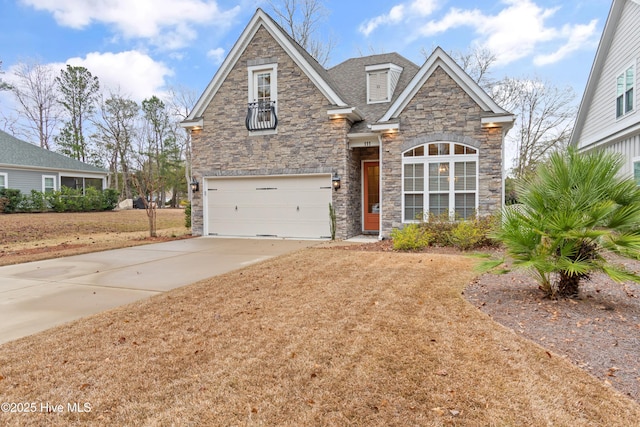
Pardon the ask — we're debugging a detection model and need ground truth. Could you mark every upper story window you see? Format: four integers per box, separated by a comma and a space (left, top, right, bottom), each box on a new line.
246, 64, 278, 132
366, 63, 403, 104
616, 64, 635, 118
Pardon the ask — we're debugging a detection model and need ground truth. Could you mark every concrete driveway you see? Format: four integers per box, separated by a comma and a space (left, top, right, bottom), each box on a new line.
0, 237, 316, 345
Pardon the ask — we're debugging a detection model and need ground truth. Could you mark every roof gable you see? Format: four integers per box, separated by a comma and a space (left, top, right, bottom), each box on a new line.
185, 8, 348, 124
0, 130, 107, 174
570, 0, 638, 147
379, 47, 511, 123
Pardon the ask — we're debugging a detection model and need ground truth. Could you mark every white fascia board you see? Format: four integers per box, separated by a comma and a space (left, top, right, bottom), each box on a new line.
577, 120, 640, 152
481, 115, 515, 129
370, 122, 400, 132
365, 63, 403, 73
327, 107, 364, 121
179, 117, 204, 129
380, 47, 508, 122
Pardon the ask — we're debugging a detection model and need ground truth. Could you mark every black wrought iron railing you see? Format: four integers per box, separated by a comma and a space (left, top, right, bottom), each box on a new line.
245, 101, 278, 131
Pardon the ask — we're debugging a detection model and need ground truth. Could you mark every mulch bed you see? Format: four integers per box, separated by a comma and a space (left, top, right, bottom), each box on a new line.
332, 241, 640, 403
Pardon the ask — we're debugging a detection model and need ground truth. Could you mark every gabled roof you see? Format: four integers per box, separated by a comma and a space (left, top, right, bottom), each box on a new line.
184, 8, 349, 125
379, 47, 512, 124
0, 130, 107, 174
569, 0, 634, 146
569, 0, 640, 145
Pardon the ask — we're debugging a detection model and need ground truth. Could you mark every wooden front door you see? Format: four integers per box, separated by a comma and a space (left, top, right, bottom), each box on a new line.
363, 161, 380, 232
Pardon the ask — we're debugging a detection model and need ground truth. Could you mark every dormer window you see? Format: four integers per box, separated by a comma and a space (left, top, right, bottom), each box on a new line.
247, 63, 278, 131
366, 63, 403, 104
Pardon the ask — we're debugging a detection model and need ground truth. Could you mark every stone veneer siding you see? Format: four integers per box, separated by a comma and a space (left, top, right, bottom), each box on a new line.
190, 27, 354, 238
379, 66, 505, 237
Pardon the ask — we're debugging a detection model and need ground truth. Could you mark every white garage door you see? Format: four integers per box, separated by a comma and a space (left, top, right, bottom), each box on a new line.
206, 174, 332, 238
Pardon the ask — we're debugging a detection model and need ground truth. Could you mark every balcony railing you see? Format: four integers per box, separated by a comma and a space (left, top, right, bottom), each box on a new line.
246, 101, 278, 131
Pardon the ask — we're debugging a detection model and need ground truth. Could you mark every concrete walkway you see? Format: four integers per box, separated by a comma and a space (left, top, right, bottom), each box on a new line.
0, 238, 316, 345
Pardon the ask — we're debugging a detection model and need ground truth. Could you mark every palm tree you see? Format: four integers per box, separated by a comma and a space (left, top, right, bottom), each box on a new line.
494, 147, 640, 298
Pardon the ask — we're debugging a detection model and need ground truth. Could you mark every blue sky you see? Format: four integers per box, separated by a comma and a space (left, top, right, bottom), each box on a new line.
0, 0, 613, 116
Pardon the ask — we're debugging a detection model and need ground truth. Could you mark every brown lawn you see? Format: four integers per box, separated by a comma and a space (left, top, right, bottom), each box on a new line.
0, 209, 191, 266
0, 249, 638, 426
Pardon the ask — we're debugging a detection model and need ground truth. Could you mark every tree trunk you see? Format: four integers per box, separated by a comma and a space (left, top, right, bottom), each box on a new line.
555, 271, 580, 298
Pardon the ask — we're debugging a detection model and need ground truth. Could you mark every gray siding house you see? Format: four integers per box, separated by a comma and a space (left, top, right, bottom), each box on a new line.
181, 8, 514, 240
0, 130, 107, 194
571, 0, 640, 180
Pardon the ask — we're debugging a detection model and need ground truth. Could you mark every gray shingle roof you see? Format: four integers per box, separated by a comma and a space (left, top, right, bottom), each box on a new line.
328, 53, 420, 132
0, 130, 107, 174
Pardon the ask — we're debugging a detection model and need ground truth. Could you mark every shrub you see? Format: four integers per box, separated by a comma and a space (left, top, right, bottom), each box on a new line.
390, 223, 431, 250
0, 189, 22, 213
101, 188, 119, 211
185, 202, 191, 228
494, 147, 640, 298
449, 220, 485, 250
421, 213, 457, 246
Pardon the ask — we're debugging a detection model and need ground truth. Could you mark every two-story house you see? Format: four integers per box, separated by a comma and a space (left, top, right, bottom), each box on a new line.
571, 0, 640, 180
181, 8, 514, 240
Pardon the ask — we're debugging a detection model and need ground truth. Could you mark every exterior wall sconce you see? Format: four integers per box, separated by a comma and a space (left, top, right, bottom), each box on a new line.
332, 173, 341, 191
190, 177, 199, 192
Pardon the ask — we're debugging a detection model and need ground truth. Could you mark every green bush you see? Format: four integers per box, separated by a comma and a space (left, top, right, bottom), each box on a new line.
0, 188, 22, 213
449, 220, 484, 250
422, 213, 457, 246
185, 202, 191, 228
390, 223, 431, 250
101, 188, 119, 211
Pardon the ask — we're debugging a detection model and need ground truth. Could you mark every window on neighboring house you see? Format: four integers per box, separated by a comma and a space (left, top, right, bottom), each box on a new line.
0, 173, 7, 190
634, 158, 640, 186
43, 175, 56, 194
617, 65, 635, 118
246, 64, 278, 131
366, 63, 403, 104
402, 142, 479, 221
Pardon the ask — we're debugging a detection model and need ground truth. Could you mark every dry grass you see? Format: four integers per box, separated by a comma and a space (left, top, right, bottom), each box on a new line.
0, 210, 191, 266
0, 249, 638, 426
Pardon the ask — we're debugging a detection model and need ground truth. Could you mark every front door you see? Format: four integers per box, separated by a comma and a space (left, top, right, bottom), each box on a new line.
363, 161, 380, 232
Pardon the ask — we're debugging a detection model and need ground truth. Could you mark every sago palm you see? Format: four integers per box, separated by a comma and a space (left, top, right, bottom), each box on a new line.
494, 147, 640, 298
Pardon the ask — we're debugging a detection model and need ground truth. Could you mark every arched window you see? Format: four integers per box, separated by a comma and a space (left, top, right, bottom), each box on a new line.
402, 142, 479, 221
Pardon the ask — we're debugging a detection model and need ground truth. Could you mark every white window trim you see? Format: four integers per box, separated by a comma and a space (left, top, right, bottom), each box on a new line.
632, 156, 640, 186
616, 62, 635, 119
401, 142, 479, 222
42, 175, 57, 193
247, 63, 278, 104
0, 172, 7, 190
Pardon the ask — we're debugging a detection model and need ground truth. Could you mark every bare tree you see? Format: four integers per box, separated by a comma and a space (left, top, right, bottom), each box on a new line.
268, 0, 335, 66
93, 91, 139, 200
0, 60, 11, 91
165, 85, 197, 202
10, 60, 60, 149
492, 77, 577, 179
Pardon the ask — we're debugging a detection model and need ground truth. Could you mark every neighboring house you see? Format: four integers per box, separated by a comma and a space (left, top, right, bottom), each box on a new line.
181, 8, 514, 240
570, 0, 640, 181
0, 129, 107, 194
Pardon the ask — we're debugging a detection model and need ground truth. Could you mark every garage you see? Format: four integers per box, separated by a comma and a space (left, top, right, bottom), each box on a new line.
205, 174, 333, 238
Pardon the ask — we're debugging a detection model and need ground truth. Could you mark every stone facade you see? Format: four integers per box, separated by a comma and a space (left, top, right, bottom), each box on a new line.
187, 11, 510, 240
191, 27, 353, 239
379, 67, 504, 235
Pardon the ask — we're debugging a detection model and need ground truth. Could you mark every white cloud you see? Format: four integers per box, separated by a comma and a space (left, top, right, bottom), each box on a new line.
20, 0, 240, 49
359, 0, 438, 36
65, 51, 173, 101
415, 0, 598, 66
207, 48, 226, 65
534, 19, 598, 66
